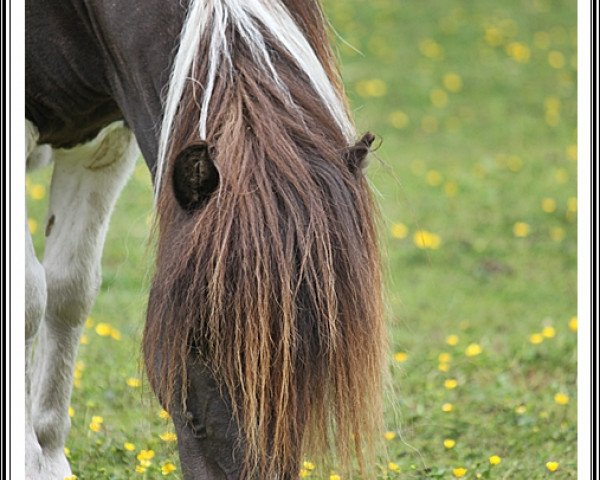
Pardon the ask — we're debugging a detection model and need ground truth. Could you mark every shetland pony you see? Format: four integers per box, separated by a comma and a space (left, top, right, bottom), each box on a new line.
25, 1, 385, 478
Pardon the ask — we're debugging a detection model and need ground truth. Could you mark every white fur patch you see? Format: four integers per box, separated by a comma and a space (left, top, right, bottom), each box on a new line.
156, 0, 355, 197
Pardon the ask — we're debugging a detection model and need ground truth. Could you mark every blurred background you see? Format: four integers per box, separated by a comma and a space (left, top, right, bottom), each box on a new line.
26, 0, 577, 478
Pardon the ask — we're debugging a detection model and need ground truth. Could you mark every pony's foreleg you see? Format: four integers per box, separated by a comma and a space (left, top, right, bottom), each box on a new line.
29, 122, 138, 479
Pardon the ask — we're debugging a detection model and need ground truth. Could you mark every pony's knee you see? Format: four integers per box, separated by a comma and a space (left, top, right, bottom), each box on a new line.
26, 231, 46, 342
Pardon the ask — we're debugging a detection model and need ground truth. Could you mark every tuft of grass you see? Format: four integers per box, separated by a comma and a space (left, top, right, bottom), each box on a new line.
26, 0, 576, 477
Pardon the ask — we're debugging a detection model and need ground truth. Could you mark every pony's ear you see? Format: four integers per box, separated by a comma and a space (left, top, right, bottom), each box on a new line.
344, 132, 376, 175
172, 143, 219, 212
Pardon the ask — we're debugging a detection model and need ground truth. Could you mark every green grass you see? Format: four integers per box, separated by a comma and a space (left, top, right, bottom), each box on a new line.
26, 0, 577, 478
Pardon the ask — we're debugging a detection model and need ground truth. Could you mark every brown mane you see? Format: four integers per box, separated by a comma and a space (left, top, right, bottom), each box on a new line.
143, 2, 386, 477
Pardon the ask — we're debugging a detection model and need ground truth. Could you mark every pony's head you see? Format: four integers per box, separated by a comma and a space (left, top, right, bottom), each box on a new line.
143, 1, 385, 478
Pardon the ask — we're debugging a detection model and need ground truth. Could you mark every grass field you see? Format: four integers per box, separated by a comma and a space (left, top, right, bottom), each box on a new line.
26, 0, 577, 478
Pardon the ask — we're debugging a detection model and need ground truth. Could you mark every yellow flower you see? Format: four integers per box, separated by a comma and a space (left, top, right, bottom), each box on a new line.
64, 447, 71, 458
127, 377, 142, 388
548, 51, 565, 69
442, 403, 453, 413
546, 461, 560, 472
391, 223, 408, 239
542, 326, 556, 338
299, 469, 311, 478
89, 421, 102, 432
438, 352, 452, 363
356, 79, 387, 98
137, 450, 156, 461
28, 218, 38, 235
330, 474, 341, 480
68, 406, 75, 418
80, 334, 89, 345
550, 227, 565, 242
419, 38, 444, 59
438, 363, 450, 372
567, 197, 577, 212
554, 392, 569, 405
389, 111, 409, 129
110, 328, 122, 341
430, 89, 448, 108
30, 184, 46, 200
139, 459, 152, 468
95, 323, 112, 337
568, 316, 578, 332
505, 42, 530, 63
529, 333, 544, 345
85, 317, 94, 329
515, 405, 527, 415
63, 476, 77, 480
393, 352, 408, 363
453, 467, 468, 477
135, 465, 146, 474
159, 409, 171, 420
465, 343, 482, 357
446, 335, 459, 346
388, 462, 401, 473
160, 432, 178, 442
489, 455, 502, 465
444, 181, 458, 197
541, 198, 557, 213
302, 461, 315, 471
413, 230, 441, 250
426, 170, 443, 186
444, 379, 458, 389
443, 439, 456, 449
567, 144, 577, 161
513, 222, 530, 237
443, 73, 463, 93
124, 442, 136, 451
161, 462, 177, 475
484, 27, 503, 46
384, 431, 396, 441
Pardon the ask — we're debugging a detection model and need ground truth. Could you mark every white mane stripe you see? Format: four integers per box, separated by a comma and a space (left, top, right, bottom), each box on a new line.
155, 0, 355, 199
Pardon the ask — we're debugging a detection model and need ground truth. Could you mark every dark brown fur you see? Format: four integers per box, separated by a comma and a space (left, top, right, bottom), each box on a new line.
143, 2, 386, 477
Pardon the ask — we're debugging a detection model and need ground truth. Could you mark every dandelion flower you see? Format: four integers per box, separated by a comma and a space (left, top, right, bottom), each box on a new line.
388, 462, 401, 473
391, 223, 408, 239
63, 476, 77, 480
161, 462, 177, 475
529, 333, 544, 345
413, 230, 441, 249
28, 218, 38, 235
489, 455, 502, 465
159, 409, 171, 420
453, 467, 468, 477
303, 461, 315, 471
515, 405, 527, 414
438, 363, 450, 372
95, 323, 112, 337
68, 406, 75, 418
548, 51, 565, 69
64, 447, 71, 458
426, 170, 443, 186
444, 379, 458, 389
513, 222, 530, 238
330, 474, 342, 480
384, 431, 396, 441
444, 439, 456, 449
299, 469, 311, 478
135, 465, 146, 474
546, 461, 560, 472
465, 343, 482, 357
550, 227, 565, 242
542, 198, 557, 213
554, 392, 569, 405
442, 403, 454, 413
393, 352, 409, 362
430, 89, 448, 108
160, 432, 177, 442
137, 450, 156, 461
127, 378, 142, 388
89, 421, 102, 432
568, 316, 577, 332
542, 326, 556, 338
124, 442, 136, 451
30, 184, 46, 200
438, 352, 452, 363
443, 73, 463, 93
389, 111, 409, 129
446, 335, 459, 346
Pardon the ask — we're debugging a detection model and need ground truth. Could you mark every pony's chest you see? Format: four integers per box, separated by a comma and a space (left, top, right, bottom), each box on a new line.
25, 0, 121, 149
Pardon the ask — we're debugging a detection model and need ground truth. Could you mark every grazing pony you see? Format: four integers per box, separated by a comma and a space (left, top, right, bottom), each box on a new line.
25, 0, 385, 478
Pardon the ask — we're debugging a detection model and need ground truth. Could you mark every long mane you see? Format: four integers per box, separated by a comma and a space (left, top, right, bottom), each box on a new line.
144, 0, 386, 477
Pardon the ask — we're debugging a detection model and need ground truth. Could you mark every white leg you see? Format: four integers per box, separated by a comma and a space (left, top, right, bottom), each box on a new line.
25, 120, 49, 476
26, 122, 138, 479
